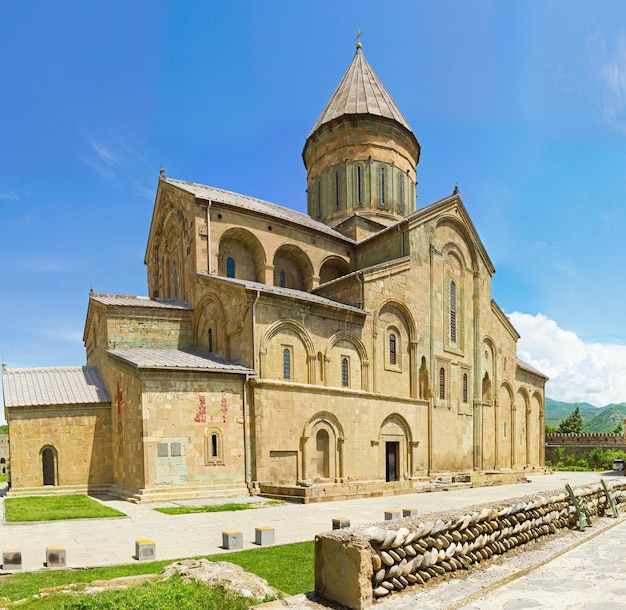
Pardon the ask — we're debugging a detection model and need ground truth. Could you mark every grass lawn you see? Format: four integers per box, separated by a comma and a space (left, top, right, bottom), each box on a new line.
0, 573, 267, 609
4, 495, 126, 522
154, 500, 283, 515
0, 541, 314, 606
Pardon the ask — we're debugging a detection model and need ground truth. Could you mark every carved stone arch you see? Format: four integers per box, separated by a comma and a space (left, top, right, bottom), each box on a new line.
499, 380, 515, 406
272, 244, 315, 291
373, 299, 418, 342
194, 294, 227, 357
160, 210, 187, 300
516, 386, 531, 411
324, 331, 369, 391
260, 319, 316, 383
218, 227, 267, 282
482, 336, 497, 402
442, 242, 469, 273
374, 299, 419, 397
531, 390, 543, 413
379, 413, 413, 481
301, 411, 345, 482
436, 216, 479, 271
530, 390, 544, 466
515, 386, 531, 468
497, 381, 515, 469
319, 255, 351, 285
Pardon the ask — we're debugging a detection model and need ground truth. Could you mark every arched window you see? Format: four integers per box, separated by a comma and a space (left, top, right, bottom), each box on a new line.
398, 172, 404, 213
207, 328, 213, 353
357, 165, 362, 204
439, 367, 445, 399
380, 166, 385, 206
462, 373, 468, 403
205, 429, 224, 465
226, 257, 235, 278
341, 357, 349, 387
335, 171, 340, 208
450, 280, 457, 343
283, 348, 291, 380
389, 333, 397, 365
279, 270, 286, 288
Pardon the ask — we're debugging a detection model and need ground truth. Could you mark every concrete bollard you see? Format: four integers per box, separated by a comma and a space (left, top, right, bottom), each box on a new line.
222, 530, 243, 550
384, 510, 401, 520
255, 527, 275, 546
332, 517, 351, 530
46, 546, 66, 568
135, 539, 156, 561
2, 548, 22, 570
402, 507, 419, 517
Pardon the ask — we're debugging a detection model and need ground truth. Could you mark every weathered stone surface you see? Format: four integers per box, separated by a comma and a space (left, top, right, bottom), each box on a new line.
161, 560, 278, 600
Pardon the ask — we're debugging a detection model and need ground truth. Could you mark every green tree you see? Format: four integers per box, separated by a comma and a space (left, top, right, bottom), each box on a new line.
612, 422, 623, 434
558, 406, 584, 434
545, 425, 559, 434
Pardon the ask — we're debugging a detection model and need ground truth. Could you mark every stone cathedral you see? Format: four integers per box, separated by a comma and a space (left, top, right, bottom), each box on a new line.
3, 43, 547, 502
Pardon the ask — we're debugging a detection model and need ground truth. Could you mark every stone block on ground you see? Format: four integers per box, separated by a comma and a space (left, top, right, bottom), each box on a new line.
2, 548, 21, 570
332, 517, 350, 529
255, 526, 275, 546
46, 546, 66, 568
222, 530, 243, 550
135, 539, 156, 561
402, 507, 418, 517
384, 510, 400, 520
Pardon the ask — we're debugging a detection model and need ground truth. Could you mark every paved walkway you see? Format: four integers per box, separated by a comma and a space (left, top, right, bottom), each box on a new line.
1, 471, 625, 608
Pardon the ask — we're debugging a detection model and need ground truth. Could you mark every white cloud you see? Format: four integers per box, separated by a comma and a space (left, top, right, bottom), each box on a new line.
0, 191, 19, 201
509, 311, 626, 407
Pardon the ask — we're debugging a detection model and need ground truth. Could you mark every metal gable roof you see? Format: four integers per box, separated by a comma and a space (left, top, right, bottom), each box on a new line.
163, 178, 355, 244
107, 348, 254, 374
3, 366, 111, 408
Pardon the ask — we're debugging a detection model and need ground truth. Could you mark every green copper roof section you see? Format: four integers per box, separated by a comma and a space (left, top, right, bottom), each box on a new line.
308, 43, 414, 137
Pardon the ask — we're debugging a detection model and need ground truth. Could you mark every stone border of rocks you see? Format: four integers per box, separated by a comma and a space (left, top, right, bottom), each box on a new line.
314, 480, 626, 609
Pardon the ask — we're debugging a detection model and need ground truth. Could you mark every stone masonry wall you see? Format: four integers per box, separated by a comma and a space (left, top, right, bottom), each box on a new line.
545, 433, 626, 464
314, 480, 626, 609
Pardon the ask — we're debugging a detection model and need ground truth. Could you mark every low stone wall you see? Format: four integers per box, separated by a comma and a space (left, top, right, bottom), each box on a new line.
314, 481, 626, 609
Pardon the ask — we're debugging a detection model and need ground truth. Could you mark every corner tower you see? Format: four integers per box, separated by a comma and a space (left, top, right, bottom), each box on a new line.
303, 42, 421, 240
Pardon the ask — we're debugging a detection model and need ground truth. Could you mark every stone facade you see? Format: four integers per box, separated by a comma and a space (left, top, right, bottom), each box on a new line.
2, 43, 547, 501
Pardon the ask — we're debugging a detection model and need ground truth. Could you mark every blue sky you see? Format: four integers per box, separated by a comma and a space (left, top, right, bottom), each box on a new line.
2, 1, 626, 408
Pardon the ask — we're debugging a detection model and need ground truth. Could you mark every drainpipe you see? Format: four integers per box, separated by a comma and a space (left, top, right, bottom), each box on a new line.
356, 271, 364, 309
243, 374, 253, 486
247, 290, 261, 491
206, 201, 212, 274
252, 290, 261, 373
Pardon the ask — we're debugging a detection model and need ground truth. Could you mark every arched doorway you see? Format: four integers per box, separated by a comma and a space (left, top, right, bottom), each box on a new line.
379, 415, 412, 482
41, 447, 56, 486
316, 429, 330, 479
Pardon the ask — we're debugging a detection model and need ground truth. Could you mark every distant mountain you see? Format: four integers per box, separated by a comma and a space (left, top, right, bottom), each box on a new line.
545, 397, 626, 433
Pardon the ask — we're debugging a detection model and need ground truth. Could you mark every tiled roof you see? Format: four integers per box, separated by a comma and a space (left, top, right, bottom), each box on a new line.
90, 294, 191, 310
308, 44, 414, 136
3, 366, 111, 408
163, 178, 354, 244
107, 349, 254, 374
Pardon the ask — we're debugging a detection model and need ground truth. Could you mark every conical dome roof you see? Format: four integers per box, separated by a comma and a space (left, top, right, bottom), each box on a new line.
307, 43, 414, 137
